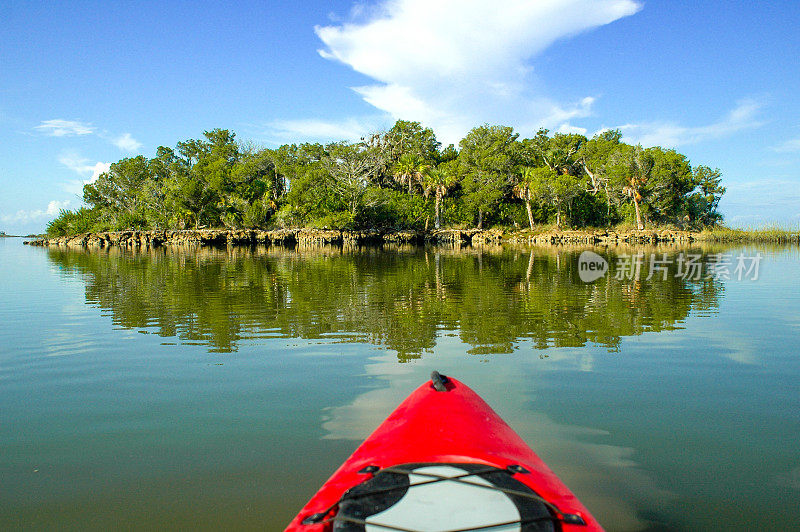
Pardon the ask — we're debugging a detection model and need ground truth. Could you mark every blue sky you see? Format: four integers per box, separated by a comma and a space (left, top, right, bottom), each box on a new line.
1, 0, 799, 234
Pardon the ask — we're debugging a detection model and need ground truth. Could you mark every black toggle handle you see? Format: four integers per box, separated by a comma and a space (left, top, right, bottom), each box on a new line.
431, 370, 449, 391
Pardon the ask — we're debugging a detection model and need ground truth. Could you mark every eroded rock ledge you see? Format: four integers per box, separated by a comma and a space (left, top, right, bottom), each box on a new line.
506, 229, 695, 245
24, 228, 694, 248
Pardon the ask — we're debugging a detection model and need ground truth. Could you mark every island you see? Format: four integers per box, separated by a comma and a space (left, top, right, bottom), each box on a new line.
31, 120, 795, 247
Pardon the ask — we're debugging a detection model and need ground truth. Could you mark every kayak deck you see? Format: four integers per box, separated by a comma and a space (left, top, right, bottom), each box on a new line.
286, 372, 603, 531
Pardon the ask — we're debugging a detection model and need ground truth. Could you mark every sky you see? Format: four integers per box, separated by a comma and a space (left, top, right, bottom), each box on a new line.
1, 0, 799, 234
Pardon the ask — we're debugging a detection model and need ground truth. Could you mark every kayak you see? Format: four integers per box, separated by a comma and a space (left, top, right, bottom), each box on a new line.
286, 371, 603, 531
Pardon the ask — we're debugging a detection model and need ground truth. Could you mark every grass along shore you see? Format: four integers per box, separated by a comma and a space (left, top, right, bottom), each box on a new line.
696, 226, 800, 243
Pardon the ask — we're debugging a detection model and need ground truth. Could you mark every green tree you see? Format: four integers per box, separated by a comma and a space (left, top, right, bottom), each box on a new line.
608, 144, 653, 229
645, 147, 695, 224
551, 172, 582, 228
46, 207, 102, 236
688, 165, 726, 226
83, 155, 152, 229
141, 146, 180, 229
385, 120, 440, 164
218, 148, 284, 228
163, 129, 241, 228
518, 166, 580, 228
424, 160, 460, 229
323, 141, 380, 220
275, 143, 335, 227
393, 153, 430, 195
513, 166, 540, 230
459, 125, 519, 229
526, 129, 585, 175
578, 130, 622, 222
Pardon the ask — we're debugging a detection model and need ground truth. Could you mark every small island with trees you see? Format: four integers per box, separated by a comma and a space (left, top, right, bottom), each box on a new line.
36, 120, 795, 247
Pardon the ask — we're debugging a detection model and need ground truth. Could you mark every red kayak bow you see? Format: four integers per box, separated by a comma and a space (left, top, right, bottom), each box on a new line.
286, 372, 603, 531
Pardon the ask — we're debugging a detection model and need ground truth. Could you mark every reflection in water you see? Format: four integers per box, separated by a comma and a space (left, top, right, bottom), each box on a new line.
7, 241, 795, 530
47, 245, 723, 358
42, 244, 730, 529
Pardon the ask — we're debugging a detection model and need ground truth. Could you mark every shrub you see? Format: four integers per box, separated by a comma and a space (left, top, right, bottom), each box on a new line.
46, 208, 102, 237
309, 211, 355, 230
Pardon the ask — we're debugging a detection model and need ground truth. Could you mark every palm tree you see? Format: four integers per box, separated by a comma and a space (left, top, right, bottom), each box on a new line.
424, 165, 458, 229
514, 167, 538, 230
609, 145, 653, 230
393, 154, 429, 195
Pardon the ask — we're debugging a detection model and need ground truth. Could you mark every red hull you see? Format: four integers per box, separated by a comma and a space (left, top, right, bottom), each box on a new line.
286, 375, 604, 531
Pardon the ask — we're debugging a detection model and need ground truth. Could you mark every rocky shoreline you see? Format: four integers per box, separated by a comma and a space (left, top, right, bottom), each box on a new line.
24, 227, 696, 249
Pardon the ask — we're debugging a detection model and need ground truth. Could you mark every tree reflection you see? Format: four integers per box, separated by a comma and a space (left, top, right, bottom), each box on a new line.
47, 245, 723, 359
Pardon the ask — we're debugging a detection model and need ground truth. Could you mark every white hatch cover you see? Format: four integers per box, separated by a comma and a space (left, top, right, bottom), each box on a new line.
331, 462, 556, 532
365, 465, 521, 532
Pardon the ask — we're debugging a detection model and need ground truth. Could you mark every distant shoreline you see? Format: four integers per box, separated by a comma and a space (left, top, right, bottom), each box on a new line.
24, 226, 799, 249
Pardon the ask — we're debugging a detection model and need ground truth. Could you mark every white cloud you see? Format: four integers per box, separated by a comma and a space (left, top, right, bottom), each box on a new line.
86, 162, 111, 183
58, 153, 111, 195
34, 119, 95, 137
0, 200, 71, 224
59, 154, 111, 182
772, 137, 800, 153
46, 200, 67, 215
617, 99, 764, 148
263, 116, 387, 143
557, 123, 588, 135
34, 119, 143, 152
113, 133, 143, 152
315, 0, 641, 144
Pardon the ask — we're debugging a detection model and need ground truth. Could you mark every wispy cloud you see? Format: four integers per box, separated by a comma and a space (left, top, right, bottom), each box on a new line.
617, 99, 765, 148
315, 0, 641, 144
261, 116, 387, 143
34, 119, 95, 137
557, 123, 589, 135
771, 137, 800, 153
0, 200, 71, 224
58, 152, 111, 195
35, 119, 143, 152
112, 133, 143, 152
59, 153, 111, 182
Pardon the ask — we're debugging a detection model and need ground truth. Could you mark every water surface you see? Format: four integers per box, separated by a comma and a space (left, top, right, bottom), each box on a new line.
1, 238, 798, 530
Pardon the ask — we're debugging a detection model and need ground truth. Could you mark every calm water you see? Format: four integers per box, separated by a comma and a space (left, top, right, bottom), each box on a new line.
1, 238, 798, 531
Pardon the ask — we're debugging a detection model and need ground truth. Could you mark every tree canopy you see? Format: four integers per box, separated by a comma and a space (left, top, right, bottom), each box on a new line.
47, 122, 727, 236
